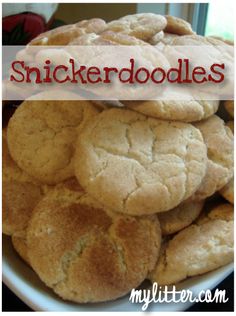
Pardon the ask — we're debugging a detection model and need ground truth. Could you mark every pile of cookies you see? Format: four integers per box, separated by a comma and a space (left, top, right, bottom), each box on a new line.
3, 13, 234, 305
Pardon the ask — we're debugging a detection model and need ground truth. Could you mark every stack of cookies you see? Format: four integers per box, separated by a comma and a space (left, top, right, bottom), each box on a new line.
3, 13, 234, 304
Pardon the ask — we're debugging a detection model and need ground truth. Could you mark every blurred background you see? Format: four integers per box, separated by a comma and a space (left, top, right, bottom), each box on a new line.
2, 2, 234, 45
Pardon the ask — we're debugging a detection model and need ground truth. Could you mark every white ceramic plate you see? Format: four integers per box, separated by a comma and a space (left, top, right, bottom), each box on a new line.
3, 235, 233, 311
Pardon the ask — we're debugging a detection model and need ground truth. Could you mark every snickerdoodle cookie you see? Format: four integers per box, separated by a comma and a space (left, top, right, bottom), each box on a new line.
158, 199, 204, 235
7, 91, 99, 184
74, 108, 207, 215
219, 178, 234, 204
30, 18, 107, 45
193, 115, 234, 200
106, 13, 167, 41
3, 129, 43, 237
224, 100, 234, 118
124, 100, 219, 123
149, 203, 234, 285
12, 235, 30, 265
219, 120, 234, 204
164, 15, 195, 35
27, 180, 161, 303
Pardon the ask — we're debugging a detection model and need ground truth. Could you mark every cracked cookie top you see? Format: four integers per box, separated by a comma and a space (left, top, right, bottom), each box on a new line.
193, 115, 234, 200
149, 203, 234, 285
74, 108, 207, 215
124, 100, 220, 123
7, 91, 99, 184
27, 179, 161, 303
106, 13, 167, 41
30, 18, 107, 45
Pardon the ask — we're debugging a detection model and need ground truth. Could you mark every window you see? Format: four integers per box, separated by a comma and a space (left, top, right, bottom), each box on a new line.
205, 1, 234, 40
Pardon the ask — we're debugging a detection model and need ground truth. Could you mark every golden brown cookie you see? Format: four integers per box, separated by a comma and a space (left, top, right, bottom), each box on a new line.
219, 178, 234, 204
158, 199, 204, 235
7, 91, 99, 184
3, 128, 37, 184
70, 30, 148, 46
149, 203, 234, 285
124, 100, 219, 123
197, 203, 234, 224
226, 120, 234, 133
3, 181, 43, 236
12, 235, 30, 265
164, 15, 195, 35
3, 128, 44, 237
30, 18, 107, 45
74, 108, 207, 215
106, 13, 167, 41
27, 181, 161, 303
224, 101, 234, 118
193, 115, 234, 200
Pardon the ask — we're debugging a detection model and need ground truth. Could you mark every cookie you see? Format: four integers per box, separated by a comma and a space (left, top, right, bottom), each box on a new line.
12, 235, 30, 265
164, 15, 194, 35
160, 32, 180, 45
30, 18, 107, 45
171, 34, 229, 46
3, 128, 44, 236
197, 203, 234, 224
7, 91, 99, 184
70, 30, 148, 46
224, 101, 234, 118
3, 128, 37, 184
149, 203, 234, 285
193, 115, 234, 200
158, 199, 204, 235
74, 108, 207, 215
3, 181, 43, 236
27, 181, 161, 303
219, 120, 234, 204
219, 178, 234, 204
149, 31, 164, 45
106, 13, 167, 41
124, 99, 219, 123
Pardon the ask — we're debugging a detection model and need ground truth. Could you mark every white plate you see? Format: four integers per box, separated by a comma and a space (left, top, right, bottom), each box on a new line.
2, 235, 233, 311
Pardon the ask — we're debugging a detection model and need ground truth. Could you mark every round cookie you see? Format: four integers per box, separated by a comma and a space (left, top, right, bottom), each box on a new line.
106, 13, 167, 41
193, 115, 234, 200
158, 199, 204, 235
7, 91, 99, 184
30, 18, 107, 45
74, 108, 207, 215
224, 100, 234, 118
27, 182, 161, 303
164, 15, 194, 35
124, 100, 219, 123
149, 203, 234, 285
